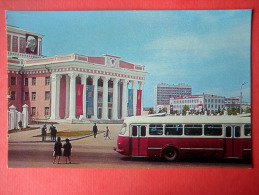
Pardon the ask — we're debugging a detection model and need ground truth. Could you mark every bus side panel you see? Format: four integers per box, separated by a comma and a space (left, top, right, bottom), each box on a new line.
241, 138, 252, 159
147, 137, 224, 159
117, 136, 131, 155
139, 137, 148, 156
131, 137, 139, 156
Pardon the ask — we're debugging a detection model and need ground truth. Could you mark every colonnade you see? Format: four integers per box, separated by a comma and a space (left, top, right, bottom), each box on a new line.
50, 72, 144, 120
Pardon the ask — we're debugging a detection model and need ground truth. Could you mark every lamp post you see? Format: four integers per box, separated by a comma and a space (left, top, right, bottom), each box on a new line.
240, 82, 248, 114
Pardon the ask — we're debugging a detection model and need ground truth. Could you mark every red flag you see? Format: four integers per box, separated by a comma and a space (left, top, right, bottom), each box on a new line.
136, 90, 142, 115
76, 84, 83, 116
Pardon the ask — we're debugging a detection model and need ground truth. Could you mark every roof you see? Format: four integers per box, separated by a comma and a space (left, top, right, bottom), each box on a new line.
124, 115, 251, 124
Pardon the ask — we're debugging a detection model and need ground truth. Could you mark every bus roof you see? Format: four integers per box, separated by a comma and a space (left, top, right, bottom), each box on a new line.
124, 115, 251, 124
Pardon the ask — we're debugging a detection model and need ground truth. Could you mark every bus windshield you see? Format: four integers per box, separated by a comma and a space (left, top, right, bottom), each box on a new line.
119, 123, 127, 135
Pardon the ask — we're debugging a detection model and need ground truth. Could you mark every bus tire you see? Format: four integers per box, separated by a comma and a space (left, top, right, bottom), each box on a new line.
163, 147, 178, 162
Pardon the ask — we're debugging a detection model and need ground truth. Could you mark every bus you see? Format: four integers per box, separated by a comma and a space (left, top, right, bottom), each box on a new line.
116, 114, 251, 161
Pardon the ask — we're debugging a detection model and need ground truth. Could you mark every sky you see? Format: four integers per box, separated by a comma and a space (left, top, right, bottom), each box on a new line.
6, 10, 252, 107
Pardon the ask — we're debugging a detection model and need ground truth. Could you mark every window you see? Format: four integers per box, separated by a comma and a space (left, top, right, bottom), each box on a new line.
44, 107, 50, 116
141, 126, 146, 136
24, 78, 28, 86
24, 92, 29, 101
45, 77, 50, 85
184, 125, 202, 136
31, 107, 36, 116
45, 91, 50, 100
119, 123, 127, 135
235, 126, 241, 137
244, 125, 251, 136
132, 126, 138, 136
226, 126, 231, 137
32, 77, 36, 85
11, 77, 16, 85
31, 92, 36, 100
10, 91, 16, 100
165, 124, 183, 135
204, 125, 222, 136
149, 124, 163, 135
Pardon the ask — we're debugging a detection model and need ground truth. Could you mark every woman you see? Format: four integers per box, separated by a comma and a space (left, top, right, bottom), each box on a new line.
53, 137, 62, 164
63, 138, 72, 164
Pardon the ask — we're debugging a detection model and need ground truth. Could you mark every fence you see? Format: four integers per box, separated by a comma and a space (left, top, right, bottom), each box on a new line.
8, 104, 29, 130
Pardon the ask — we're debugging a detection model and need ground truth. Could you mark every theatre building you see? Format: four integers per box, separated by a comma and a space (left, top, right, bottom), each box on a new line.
7, 25, 147, 122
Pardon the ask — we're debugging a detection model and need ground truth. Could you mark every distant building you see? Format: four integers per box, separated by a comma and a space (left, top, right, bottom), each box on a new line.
154, 83, 192, 113
7, 25, 148, 121
224, 97, 241, 108
170, 94, 225, 114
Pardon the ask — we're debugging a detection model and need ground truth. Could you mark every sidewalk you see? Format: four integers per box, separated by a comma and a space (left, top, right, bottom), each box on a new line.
8, 123, 121, 143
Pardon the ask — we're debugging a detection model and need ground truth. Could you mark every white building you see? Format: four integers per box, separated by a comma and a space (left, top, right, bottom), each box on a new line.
154, 83, 192, 113
170, 94, 225, 114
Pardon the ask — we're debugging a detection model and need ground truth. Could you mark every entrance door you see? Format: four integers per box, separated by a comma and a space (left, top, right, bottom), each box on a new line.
225, 125, 242, 158
130, 125, 148, 156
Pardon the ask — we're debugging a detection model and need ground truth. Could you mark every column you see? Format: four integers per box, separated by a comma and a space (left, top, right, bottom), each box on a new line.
68, 72, 77, 120
112, 78, 119, 120
22, 104, 28, 128
132, 80, 138, 116
50, 74, 61, 120
65, 75, 70, 118
102, 76, 109, 120
80, 74, 87, 118
121, 79, 129, 118
9, 105, 16, 130
92, 76, 98, 120
139, 81, 144, 116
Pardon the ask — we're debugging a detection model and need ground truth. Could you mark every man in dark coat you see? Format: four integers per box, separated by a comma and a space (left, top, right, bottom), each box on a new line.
49, 124, 54, 141
53, 126, 57, 141
42, 124, 47, 141
93, 123, 98, 138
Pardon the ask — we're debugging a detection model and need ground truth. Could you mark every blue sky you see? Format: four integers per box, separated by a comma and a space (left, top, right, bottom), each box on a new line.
7, 10, 252, 107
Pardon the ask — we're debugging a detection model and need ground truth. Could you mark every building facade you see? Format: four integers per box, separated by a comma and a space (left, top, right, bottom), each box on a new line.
170, 94, 225, 114
7, 25, 148, 121
154, 83, 192, 113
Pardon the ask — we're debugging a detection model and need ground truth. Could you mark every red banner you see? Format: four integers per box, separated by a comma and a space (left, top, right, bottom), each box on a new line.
136, 90, 142, 115
76, 84, 83, 116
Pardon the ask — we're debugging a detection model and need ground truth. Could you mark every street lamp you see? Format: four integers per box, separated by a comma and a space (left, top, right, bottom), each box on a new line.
240, 82, 248, 114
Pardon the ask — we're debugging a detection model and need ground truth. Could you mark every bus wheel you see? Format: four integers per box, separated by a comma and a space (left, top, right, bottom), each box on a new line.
163, 147, 178, 162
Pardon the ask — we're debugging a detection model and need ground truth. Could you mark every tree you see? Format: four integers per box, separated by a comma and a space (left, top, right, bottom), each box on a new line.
148, 108, 155, 114
182, 105, 190, 115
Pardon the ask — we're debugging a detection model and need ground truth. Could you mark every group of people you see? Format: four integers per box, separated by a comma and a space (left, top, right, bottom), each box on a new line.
41, 124, 58, 141
53, 137, 72, 164
93, 123, 111, 140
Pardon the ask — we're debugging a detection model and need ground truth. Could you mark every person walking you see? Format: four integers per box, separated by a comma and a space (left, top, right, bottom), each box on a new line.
104, 126, 111, 140
93, 123, 98, 138
53, 137, 62, 164
53, 126, 57, 141
18, 120, 23, 130
63, 138, 72, 164
49, 124, 55, 141
41, 124, 47, 141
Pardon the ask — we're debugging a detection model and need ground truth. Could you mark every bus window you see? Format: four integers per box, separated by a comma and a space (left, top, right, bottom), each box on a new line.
165, 124, 183, 135
204, 125, 222, 136
132, 126, 138, 136
235, 126, 241, 137
226, 126, 231, 137
149, 124, 163, 135
141, 126, 146, 136
244, 125, 251, 136
184, 125, 202, 136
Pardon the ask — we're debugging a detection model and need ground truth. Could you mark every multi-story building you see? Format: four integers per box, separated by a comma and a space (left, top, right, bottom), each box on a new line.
7, 25, 148, 121
154, 83, 192, 113
170, 94, 225, 114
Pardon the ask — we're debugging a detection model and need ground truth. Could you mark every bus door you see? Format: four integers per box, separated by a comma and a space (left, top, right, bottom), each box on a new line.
225, 125, 242, 158
130, 125, 148, 156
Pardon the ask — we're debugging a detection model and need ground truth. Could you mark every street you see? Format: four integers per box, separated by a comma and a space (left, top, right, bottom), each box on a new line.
8, 123, 251, 168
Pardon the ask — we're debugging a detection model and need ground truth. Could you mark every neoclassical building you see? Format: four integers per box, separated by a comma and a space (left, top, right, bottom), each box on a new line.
8, 25, 147, 121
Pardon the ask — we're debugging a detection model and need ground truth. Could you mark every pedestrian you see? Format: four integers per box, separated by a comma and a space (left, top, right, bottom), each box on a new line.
104, 126, 111, 140
49, 124, 55, 141
53, 137, 62, 164
53, 126, 57, 141
63, 138, 72, 164
93, 123, 98, 138
41, 124, 47, 141
18, 120, 23, 130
